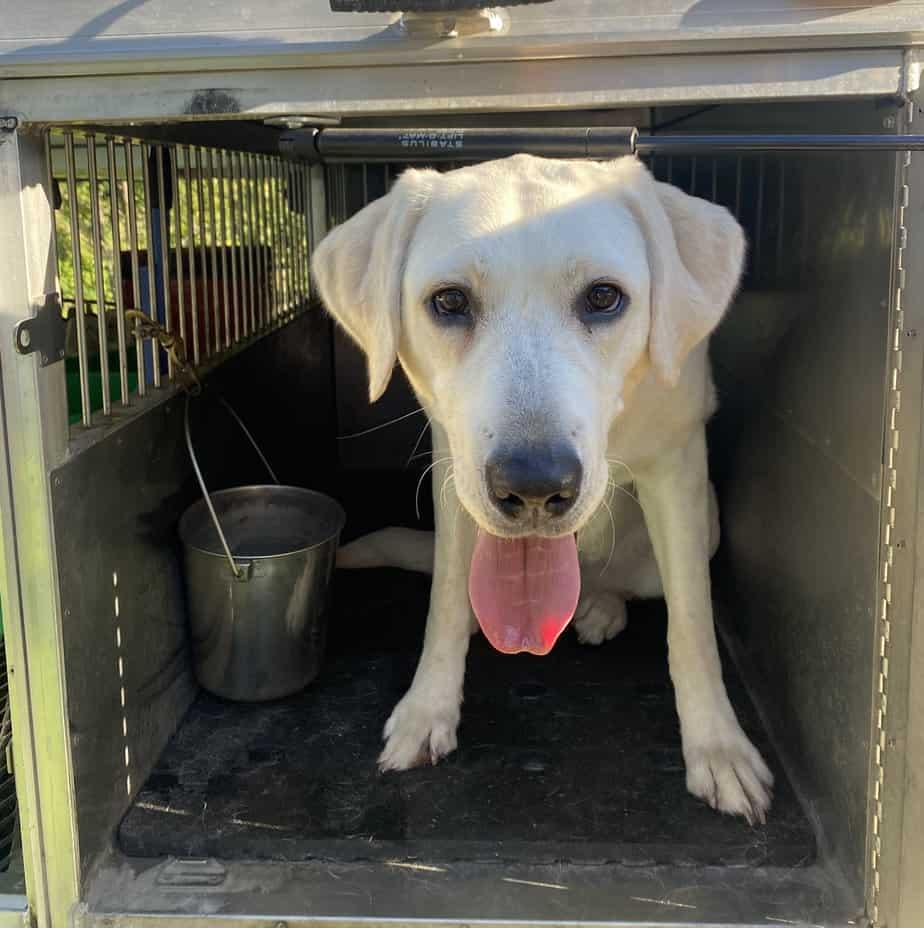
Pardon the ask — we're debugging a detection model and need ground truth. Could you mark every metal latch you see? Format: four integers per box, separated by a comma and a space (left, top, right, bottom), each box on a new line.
14, 293, 67, 366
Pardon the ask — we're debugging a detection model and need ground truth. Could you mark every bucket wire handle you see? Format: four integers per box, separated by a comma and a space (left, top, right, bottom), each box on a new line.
184, 391, 281, 581
129, 308, 281, 580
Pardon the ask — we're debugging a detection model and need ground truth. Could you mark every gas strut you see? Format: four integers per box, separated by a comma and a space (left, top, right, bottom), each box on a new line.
280, 126, 924, 163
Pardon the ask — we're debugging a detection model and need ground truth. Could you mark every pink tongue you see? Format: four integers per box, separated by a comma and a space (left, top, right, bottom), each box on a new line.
469, 530, 581, 656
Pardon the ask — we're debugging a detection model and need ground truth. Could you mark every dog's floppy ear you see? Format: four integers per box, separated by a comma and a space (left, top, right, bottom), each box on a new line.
627, 166, 745, 386
311, 169, 434, 402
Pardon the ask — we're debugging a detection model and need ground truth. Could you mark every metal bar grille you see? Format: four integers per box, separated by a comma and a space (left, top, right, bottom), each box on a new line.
122, 139, 146, 399
48, 131, 314, 431
139, 145, 161, 390
331, 153, 795, 293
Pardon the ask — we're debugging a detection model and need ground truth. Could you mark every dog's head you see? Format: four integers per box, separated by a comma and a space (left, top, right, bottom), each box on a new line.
313, 155, 743, 535
313, 155, 743, 652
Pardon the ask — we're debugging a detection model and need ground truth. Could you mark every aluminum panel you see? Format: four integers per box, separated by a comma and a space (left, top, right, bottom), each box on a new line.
710, 149, 896, 895
1, 1, 924, 77
0, 49, 907, 126
881, 102, 924, 928
52, 395, 198, 881
716, 416, 879, 899
51, 310, 337, 881
80, 855, 854, 928
0, 128, 78, 928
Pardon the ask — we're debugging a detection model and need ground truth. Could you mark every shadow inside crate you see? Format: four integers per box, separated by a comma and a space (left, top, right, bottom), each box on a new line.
119, 567, 814, 867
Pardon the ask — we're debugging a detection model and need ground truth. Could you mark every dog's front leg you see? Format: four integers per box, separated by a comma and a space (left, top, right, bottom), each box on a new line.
636, 428, 773, 823
379, 424, 476, 771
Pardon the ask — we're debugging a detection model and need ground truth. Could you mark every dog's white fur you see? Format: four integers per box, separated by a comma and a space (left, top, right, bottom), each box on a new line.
312, 155, 773, 824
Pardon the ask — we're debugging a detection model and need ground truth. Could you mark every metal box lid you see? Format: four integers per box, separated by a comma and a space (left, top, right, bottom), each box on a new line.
2, 1, 924, 77
2, 2, 923, 123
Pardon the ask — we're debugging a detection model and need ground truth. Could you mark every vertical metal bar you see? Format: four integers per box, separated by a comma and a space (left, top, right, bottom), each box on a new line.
155, 146, 174, 381
283, 161, 295, 315
228, 151, 248, 339
269, 157, 284, 318
754, 154, 765, 282
305, 164, 316, 300
256, 156, 272, 325
183, 146, 200, 364
776, 159, 785, 282
123, 140, 146, 398
734, 156, 742, 219
227, 151, 241, 344
140, 144, 162, 388
689, 155, 697, 196
248, 153, 265, 330
286, 160, 296, 311
361, 163, 369, 208
384, 163, 391, 192
289, 161, 303, 312
261, 157, 279, 322
295, 164, 311, 306
233, 152, 247, 337
286, 161, 299, 311
169, 147, 187, 354
85, 135, 111, 416
105, 137, 129, 406
267, 156, 281, 322
242, 152, 257, 335
206, 149, 221, 352
63, 132, 92, 426
711, 158, 718, 203
301, 165, 311, 302
300, 163, 313, 302
217, 150, 231, 349
667, 155, 674, 185
195, 148, 211, 358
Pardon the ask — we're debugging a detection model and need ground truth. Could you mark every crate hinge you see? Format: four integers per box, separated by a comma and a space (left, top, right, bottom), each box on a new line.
14, 293, 66, 367
0, 116, 17, 146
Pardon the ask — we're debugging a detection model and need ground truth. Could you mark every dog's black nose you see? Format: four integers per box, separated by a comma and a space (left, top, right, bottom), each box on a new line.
486, 445, 582, 520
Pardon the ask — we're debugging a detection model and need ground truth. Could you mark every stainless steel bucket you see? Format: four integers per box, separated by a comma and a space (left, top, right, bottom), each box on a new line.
178, 397, 345, 701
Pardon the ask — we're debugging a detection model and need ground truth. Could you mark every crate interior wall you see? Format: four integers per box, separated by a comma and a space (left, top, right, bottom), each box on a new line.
20, 99, 913, 928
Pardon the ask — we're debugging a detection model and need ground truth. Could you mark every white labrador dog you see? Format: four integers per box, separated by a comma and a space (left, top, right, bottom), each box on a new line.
312, 154, 773, 824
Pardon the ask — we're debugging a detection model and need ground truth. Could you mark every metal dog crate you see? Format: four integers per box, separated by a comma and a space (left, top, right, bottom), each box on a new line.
2, 4, 924, 928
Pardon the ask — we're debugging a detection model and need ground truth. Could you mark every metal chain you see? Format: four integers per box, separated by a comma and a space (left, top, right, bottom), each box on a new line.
124, 308, 201, 395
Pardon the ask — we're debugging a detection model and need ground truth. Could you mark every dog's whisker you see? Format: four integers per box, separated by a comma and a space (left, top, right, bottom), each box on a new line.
337, 407, 426, 441
440, 467, 456, 510
406, 417, 433, 468
606, 476, 640, 506
600, 496, 618, 578
415, 456, 452, 521
606, 457, 638, 485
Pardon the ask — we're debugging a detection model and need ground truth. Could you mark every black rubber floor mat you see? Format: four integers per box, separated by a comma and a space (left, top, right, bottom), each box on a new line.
119, 569, 815, 866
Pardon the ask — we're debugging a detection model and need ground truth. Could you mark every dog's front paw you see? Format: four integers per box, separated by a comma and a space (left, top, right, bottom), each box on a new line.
379, 692, 460, 771
574, 593, 627, 645
684, 723, 774, 825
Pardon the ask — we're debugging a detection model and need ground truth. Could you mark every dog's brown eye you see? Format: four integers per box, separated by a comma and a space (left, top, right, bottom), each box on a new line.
585, 283, 626, 316
431, 288, 470, 318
